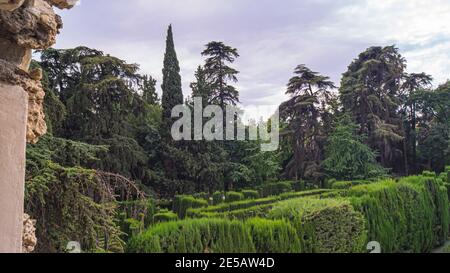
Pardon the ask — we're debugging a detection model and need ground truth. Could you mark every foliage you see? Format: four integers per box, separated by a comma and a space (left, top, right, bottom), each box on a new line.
246, 218, 301, 253
280, 64, 336, 183
154, 211, 178, 223
269, 198, 367, 253
323, 115, 386, 180
128, 218, 255, 253
225, 191, 245, 203
172, 195, 209, 218
260, 182, 293, 197
348, 176, 449, 253
242, 190, 260, 200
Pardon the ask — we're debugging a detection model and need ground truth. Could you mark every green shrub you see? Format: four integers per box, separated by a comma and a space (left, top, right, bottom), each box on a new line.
261, 182, 293, 197
226, 191, 245, 203
153, 211, 178, 223
246, 218, 301, 253
446, 166, 450, 183
422, 171, 437, 178
193, 192, 210, 200
242, 190, 260, 200
331, 180, 372, 190
268, 198, 367, 253
348, 177, 449, 253
289, 180, 305, 192
120, 218, 144, 242
128, 218, 255, 253
172, 195, 208, 219
118, 199, 155, 227
188, 189, 335, 218
212, 191, 224, 205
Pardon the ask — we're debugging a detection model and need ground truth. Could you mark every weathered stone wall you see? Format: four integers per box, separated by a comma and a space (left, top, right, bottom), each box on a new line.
0, 84, 28, 253
0, 0, 77, 253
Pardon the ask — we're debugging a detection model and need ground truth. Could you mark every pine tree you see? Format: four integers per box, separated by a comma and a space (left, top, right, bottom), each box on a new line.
280, 64, 335, 182
141, 75, 159, 105
161, 25, 183, 138
201, 41, 239, 108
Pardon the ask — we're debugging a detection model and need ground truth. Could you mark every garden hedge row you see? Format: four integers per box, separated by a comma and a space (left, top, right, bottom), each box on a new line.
269, 198, 367, 253
127, 218, 255, 253
172, 195, 208, 219
129, 197, 365, 253
187, 189, 335, 218
348, 176, 449, 253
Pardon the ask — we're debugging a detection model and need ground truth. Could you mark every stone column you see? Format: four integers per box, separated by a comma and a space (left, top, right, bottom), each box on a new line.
0, 0, 77, 253
0, 84, 28, 253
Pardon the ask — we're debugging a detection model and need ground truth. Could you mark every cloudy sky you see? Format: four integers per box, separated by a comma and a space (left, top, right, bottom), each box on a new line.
55, 0, 450, 111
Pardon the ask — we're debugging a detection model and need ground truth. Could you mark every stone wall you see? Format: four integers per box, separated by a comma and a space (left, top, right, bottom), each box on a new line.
0, 0, 77, 253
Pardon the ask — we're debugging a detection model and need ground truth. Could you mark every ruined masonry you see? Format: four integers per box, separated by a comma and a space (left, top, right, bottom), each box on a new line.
0, 0, 77, 253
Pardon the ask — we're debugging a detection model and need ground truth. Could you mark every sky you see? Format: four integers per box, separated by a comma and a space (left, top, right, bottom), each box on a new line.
55, 0, 450, 115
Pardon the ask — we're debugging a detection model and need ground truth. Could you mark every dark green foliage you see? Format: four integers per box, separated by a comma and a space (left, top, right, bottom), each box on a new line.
128, 219, 255, 253
212, 191, 225, 205
340, 46, 406, 172
323, 115, 386, 180
280, 64, 336, 183
161, 25, 183, 138
201, 41, 240, 108
331, 180, 372, 190
269, 198, 367, 253
242, 190, 260, 200
154, 210, 178, 223
246, 218, 301, 253
226, 191, 245, 203
348, 176, 449, 253
172, 195, 208, 218
260, 182, 293, 197
188, 189, 334, 219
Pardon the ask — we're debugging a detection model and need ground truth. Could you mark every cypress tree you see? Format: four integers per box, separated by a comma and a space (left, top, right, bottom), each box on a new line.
161, 25, 183, 138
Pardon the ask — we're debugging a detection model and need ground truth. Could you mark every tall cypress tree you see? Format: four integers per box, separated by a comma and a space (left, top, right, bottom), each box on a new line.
161, 25, 183, 138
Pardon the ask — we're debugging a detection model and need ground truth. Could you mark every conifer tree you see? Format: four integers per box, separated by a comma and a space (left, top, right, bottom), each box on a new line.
201, 41, 239, 109
161, 25, 183, 138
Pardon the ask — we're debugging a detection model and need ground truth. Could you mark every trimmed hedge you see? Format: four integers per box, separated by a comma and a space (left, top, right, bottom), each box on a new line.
348, 176, 449, 253
269, 198, 367, 253
128, 218, 255, 253
172, 195, 208, 219
226, 191, 245, 203
212, 191, 224, 205
260, 182, 293, 197
242, 190, 260, 200
246, 218, 301, 253
331, 180, 372, 190
153, 211, 178, 223
187, 189, 335, 219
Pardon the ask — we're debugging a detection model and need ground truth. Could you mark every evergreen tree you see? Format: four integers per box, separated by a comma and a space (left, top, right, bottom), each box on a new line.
280, 64, 335, 183
201, 41, 240, 108
161, 25, 183, 138
141, 75, 159, 105
340, 46, 406, 172
323, 115, 386, 180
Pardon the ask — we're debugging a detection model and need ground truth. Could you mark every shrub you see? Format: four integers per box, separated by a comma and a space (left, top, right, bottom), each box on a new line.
172, 195, 208, 219
348, 177, 449, 253
422, 171, 437, 178
193, 192, 210, 200
446, 166, 450, 183
212, 191, 225, 205
242, 190, 260, 200
121, 218, 144, 241
128, 218, 255, 253
153, 211, 178, 223
331, 180, 372, 190
188, 189, 335, 218
246, 218, 301, 253
268, 198, 367, 253
226, 191, 245, 203
289, 180, 305, 192
260, 182, 293, 197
